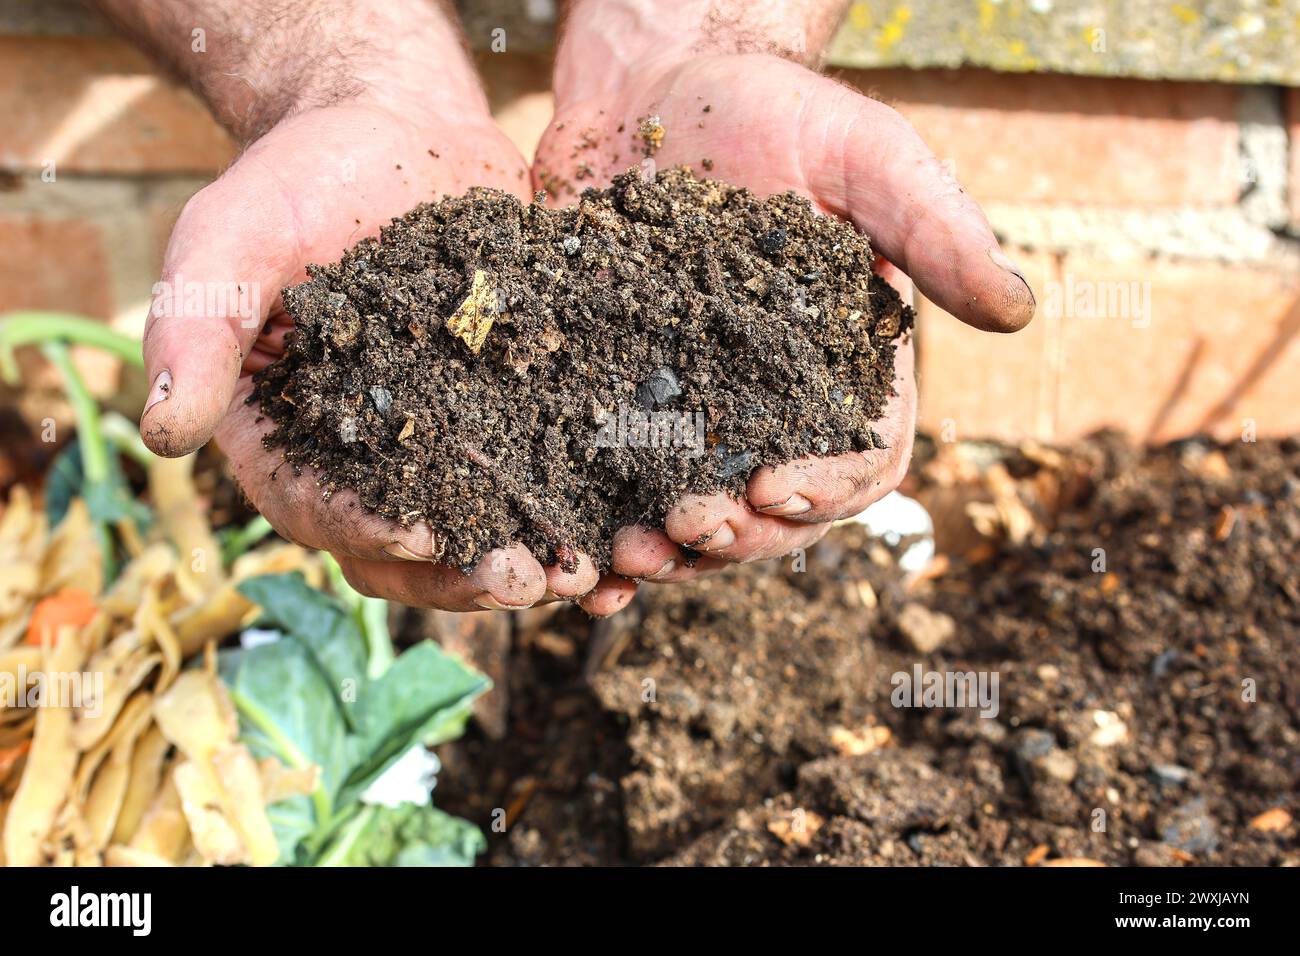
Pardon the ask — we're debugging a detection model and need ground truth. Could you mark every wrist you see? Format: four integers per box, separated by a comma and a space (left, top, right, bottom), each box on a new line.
553, 0, 846, 106
213, 8, 489, 143
95, 0, 490, 143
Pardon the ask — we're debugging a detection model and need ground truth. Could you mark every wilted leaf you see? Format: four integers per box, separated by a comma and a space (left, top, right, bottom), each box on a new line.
154, 669, 282, 866
1, 624, 89, 865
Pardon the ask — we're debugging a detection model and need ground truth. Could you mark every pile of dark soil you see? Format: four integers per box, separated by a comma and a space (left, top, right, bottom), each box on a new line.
255, 168, 910, 570
432, 434, 1300, 866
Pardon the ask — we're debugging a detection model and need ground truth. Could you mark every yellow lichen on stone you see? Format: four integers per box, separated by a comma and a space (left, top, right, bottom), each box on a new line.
446, 269, 499, 354
825, 0, 1300, 86
875, 4, 911, 52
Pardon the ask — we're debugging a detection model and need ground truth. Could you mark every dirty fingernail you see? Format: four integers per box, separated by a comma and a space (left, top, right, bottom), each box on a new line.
645, 559, 676, 581
143, 369, 172, 415
475, 594, 530, 611
383, 541, 434, 561
756, 493, 813, 517
696, 521, 736, 551
987, 247, 1035, 305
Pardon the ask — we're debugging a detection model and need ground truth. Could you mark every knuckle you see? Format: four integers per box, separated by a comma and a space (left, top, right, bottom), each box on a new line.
813, 453, 875, 501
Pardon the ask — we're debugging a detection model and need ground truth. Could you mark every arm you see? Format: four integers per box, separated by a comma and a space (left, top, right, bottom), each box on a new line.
539, 0, 1035, 582
91, 0, 487, 143
91, 2, 617, 613
552, 0, 847, 100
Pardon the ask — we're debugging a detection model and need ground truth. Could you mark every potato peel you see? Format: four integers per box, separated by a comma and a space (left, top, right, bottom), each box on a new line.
154, 671, 282, 866
2, 624, 89, 866
0, 484, 317, 868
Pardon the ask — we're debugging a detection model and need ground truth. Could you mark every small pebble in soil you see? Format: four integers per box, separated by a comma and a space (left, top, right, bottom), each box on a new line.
758, 228, 787, 255
1088, 709, 1128, 747
1160, 797, 1219, 855
368, 385, 393, 415
1151, 648, 1179, 677
713, 446, 756, 481
636, 366, 682, 410
1012, 728, 1079, 785
1150, 763, 1192, 789
896, 603, 956, 654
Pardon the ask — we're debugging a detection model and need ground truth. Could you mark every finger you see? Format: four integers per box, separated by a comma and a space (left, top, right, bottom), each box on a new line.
336, 543, 548, 611
804, 74, 1035, 333
141, 159, 301, 457
610, 525, 728, 581
543, 550, 601, 599
746, 451, 903, 522
662, 492, 835, 563
747, 336, 916, 522
578, 574, 638, 617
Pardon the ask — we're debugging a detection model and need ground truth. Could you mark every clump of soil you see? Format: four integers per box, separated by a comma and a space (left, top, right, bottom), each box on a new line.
432, 434, 1300, 866
255, 167, 911, 570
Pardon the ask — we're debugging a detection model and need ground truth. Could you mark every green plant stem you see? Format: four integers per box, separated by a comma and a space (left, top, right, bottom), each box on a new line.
41, 342, 109, 484
229, 685, 334, 825
360, 599, 395, 678
41, 340, 117, 580
0, 311, 142, 384
221, 515, 275, 565
323, 553, 395, 678
100, 411, 155, 468
313, 805, 377, 867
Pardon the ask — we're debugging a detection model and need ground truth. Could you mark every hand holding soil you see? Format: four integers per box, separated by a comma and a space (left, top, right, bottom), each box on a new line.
255, 167, 913, 588
534, 34, 1035, 588
132, 1, 609, 614
135, 0, 1035, 617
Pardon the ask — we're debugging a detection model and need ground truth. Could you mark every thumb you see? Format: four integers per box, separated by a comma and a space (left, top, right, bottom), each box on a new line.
805, 79, 1035, 334
141, 158, 301, 457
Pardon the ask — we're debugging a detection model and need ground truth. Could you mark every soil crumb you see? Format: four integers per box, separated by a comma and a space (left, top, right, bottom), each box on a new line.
255, 167, 911, 570
432, 434, 1300, 866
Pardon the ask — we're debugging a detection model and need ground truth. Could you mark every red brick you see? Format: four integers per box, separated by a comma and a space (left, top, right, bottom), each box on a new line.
149, 199, 188, 276
916, 250, 1055, 443
918, 252, 1300, 445
0, 37, 235, 175
0, 214, 114, 319
0, 214, 120, 406
1054, 257, 1300, 443
838, 68, 1240, 208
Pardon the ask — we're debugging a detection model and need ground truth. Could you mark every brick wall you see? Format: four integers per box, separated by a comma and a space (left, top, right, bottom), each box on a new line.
851, 68, 1300, 444
1, 2, 1297, 444
0, 27, 234, 413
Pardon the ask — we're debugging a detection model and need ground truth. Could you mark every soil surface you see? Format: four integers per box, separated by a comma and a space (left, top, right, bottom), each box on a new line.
434, 434, 1300, 866
256, 168, 910, 570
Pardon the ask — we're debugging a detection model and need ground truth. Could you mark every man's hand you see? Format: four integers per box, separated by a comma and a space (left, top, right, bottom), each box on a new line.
97, 0, 626, 614
535, 0, 1035, 586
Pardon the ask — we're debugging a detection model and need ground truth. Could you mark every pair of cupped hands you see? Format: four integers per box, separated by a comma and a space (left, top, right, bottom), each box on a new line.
141, 45, 1034, 618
